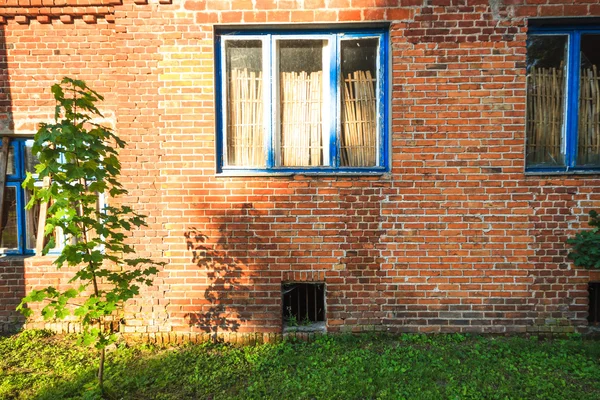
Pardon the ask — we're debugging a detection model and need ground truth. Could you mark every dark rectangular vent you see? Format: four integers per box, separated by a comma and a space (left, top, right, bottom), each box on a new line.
589, 282, 600, 326
282, 283, 325, 325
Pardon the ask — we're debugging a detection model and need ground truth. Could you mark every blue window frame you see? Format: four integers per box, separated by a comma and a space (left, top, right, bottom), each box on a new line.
526, 26, 600, 173
215, 27, 389, 174
1, 138, 37, 254
0, 138, 106, 255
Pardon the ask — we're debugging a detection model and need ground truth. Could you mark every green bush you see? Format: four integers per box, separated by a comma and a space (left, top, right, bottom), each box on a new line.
568, 210, 600, 269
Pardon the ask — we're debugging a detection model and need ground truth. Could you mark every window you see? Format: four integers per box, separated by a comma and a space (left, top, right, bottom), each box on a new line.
0, 138, 38, 254
526, 26, 600, 172
0, 138, 104, 255
282, 282, 325, 332
215, 28, 389, 174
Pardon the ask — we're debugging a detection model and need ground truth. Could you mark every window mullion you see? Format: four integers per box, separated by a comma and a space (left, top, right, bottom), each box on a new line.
16, 177, 25, 254
13, 141, 24, 254
18, 141, 25, 254
329, 35, 338, 168
14, 140, 22, 180
272, 38, 281, 168
378, 32, 387, 169
218, 36, 228, 169
264, 35, 274, 169
566, 31, 581, 169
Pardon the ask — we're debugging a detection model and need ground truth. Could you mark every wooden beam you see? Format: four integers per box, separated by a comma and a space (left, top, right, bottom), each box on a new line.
0, 137, 10, 245
35, 176, 50, 255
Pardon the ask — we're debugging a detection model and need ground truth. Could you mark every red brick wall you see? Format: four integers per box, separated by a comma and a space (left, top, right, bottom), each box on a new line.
0, 257, 25, 332
1, 0, 599, 339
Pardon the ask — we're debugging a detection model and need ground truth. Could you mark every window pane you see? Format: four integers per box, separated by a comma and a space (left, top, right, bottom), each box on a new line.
24, 190, 39, 250
578, 34, 600, 166
0, 145, 16, 175
279, 40, 325, 167
24, 141, 39, 175
1, 187, 18, 250
225, 40, 265, 167
340, 38, 378, 167
526, 35, 567, 167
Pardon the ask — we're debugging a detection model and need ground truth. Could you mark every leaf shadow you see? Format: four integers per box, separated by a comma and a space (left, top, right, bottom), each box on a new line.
183, 204, 256, 340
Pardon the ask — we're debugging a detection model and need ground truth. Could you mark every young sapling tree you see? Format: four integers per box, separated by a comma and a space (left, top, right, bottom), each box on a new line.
18, 77, 161, 391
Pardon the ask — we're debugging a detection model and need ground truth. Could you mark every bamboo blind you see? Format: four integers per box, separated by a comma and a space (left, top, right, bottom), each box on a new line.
342, 70, 377, 167
526, 66, 565, 165
280, 71, 323, 167
527, 65, 600, 166
227, 68, 265, 167
578, 65, 600, 165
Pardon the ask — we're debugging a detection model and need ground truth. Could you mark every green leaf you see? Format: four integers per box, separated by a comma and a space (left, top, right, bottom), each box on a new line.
41, 305, 55, 320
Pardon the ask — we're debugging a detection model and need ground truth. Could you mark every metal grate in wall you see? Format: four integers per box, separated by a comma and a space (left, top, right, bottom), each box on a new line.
282, 283, 325, 324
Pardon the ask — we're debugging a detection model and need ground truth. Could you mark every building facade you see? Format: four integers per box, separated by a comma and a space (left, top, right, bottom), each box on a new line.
1, 0, 600, 340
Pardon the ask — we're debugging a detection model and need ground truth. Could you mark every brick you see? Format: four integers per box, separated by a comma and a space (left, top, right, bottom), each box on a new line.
195, 12, 218, 23
337, 9, 361, 21
184, 0, 206, 10
328, 0, 351, 7
82, 14, 97, 23
291, 10, 315, 22
266, 10, 291, 22
58, 15, 76, 24
364, 8, 385, 20
243, 11, 267, 22
36, 15, 51, 24
15, 15, 29, 24
539, 5, 564, 17
232, 0, 253, 8
305, 0, 325, 8
387, 8, 412, 20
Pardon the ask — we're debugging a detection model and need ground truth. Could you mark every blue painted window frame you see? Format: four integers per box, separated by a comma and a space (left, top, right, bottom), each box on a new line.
2, 138, 34, 255
215, 27, 389, 175
527, 25, 600, 173
1, 138, 107, 255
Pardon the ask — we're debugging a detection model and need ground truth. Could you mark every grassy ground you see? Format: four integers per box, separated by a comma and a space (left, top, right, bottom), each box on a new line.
1, 330, 600, 399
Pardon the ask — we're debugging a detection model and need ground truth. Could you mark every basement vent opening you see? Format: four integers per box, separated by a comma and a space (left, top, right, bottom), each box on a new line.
282, 282, 325, 333
589, 282, 600, 326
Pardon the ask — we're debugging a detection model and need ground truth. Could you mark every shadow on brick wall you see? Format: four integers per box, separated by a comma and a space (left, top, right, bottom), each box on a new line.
0, 25, 23, 335
184, 219, 253, 341
0, 25, 12, 135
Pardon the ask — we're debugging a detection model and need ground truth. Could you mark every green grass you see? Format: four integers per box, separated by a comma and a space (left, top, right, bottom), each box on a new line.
1, 330, 600, 399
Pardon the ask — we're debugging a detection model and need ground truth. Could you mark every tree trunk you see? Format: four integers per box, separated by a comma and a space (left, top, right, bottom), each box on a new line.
98, 346, 105, 392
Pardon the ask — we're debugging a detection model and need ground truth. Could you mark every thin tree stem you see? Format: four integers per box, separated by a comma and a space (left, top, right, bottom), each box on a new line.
98, 347, 105, 392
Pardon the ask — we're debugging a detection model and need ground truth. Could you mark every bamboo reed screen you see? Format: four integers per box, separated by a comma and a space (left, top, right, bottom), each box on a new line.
527, 65, 600, 166
526, 66, 565, 165
578, 65, 600, 165
341, 70, 377, 167
227, 68, 265, 167
280, 71, 323, 166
